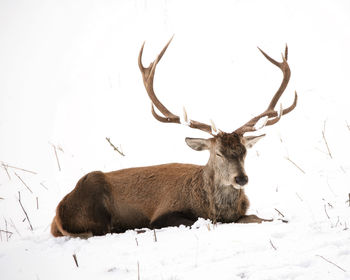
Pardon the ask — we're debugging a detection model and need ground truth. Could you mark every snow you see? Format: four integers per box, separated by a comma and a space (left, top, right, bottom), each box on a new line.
1, 0, 350, 279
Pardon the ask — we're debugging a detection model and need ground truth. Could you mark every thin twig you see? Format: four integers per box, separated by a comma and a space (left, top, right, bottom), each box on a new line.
322, 120, 333, 159
73, 254, 79, 268
295, 192, 303, 202
4, 219, 9, 241
340, 165, 346, 174
326, 179, 336, 196
347, 194, 350, 207
1, 163, 11, 180
40, 182, 48, 190
316, 255, 346, 272
0, 229, 13, 238
18, 191, 33, 231
15, 172, 33, 194
324, 205, 330, 219
206, 223, 211, 231
36, 197, 39, 210
135, 237, 139, 246
153, 229, 157, 242
285, 157, 306, 174
51, 145, 61, 171
335, 216, 340, 228
137, 261, 140, 280
106, 137, 125, 157
9, 218, 21, 237
274, 208, 285, 218
1, 162, 37, 175
270, 239, 277, 250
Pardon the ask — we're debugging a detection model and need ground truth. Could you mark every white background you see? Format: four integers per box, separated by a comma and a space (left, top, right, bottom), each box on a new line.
0, 0, 349, 279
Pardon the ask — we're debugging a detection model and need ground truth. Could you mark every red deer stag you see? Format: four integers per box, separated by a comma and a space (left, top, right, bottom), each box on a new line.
51, 38, 297, 238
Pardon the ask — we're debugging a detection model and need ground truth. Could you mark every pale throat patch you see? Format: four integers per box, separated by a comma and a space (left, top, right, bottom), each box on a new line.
222, 184, 245, 190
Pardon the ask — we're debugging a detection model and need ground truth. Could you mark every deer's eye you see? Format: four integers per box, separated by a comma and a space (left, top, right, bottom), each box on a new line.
216, 153, 223, 158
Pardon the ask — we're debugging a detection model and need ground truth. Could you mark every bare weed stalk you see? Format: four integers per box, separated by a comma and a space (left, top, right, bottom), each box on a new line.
286, 157, 305, 174
153, 229, 157, 242
40, 182, 48, 190
324, 204, 330, 219
51, 144, 61, 171
137, 261, 140, 280
15, 173, 33, 194
274, 208, 285, 218
73, 254, 79, 267
270, 239, 277, 250
1, 163, 11, 180
0, 230, 13, 240
18, 191, 33, 231
322, 121, 333, 159
316, 255, 346, 272
106, 137, 125, 157
9, 218, 21, 237
1, 162, 37, 175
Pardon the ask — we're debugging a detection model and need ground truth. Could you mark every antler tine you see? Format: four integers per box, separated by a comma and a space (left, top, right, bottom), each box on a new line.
138, 36, 180, 123
139, 37, 215, 135
234, 45, 297, 135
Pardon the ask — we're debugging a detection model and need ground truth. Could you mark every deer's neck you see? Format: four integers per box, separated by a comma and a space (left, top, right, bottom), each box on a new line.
201, 166, 248, 222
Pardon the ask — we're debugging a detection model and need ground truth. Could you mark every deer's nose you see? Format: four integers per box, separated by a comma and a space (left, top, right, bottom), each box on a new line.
235, 175, 248, 186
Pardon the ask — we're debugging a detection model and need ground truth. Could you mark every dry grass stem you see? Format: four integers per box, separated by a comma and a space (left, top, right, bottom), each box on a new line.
274, 208, 285, 217
40, 182, 48, 190
51, 145, 61, 171
15, 172, 33, 194
322, 121, 333, 159
206, 223, 211, 231
316, 255, 346, 272
18, 191, 33, 231
0, 229, 13, 239
270, 239, 277, 250
137, 261, 140, 280
324, 205, 330, 219
36, 197, 39, 210
1, 163, 11, 180
106, 137, 125, 157
153, 229, 157, 242
295, 192, 303, 202
346, 120, 350, 131
72, 254, 79, 268
135, 237, 139, 246
285, 157, 305, 174
9, 218, 21, 237
1, 162, 37, 175
5, 219, 8, 241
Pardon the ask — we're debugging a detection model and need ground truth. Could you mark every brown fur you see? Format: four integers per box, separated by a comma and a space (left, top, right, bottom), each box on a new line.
51, 133, 269, 238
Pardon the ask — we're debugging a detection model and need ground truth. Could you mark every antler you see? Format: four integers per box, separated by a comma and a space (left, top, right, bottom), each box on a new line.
138, 36, 214, 134
234, 45, 297, 135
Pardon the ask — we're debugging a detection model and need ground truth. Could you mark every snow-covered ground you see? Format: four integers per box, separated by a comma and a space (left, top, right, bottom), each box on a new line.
1, 0, 350, 279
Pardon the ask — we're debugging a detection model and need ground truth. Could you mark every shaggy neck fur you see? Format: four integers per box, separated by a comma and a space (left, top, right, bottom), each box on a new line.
201, 165, 248, 223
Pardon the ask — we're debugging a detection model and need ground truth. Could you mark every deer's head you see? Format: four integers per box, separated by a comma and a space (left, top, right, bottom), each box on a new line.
138, 37, 297, 189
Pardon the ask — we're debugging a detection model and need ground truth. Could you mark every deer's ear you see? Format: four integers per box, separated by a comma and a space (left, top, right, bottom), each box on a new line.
185, 138, 211, 151
243, 134, 265, 149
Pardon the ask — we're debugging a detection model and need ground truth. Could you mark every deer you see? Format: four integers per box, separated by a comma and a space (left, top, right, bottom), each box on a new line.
51, 37, 297, 238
